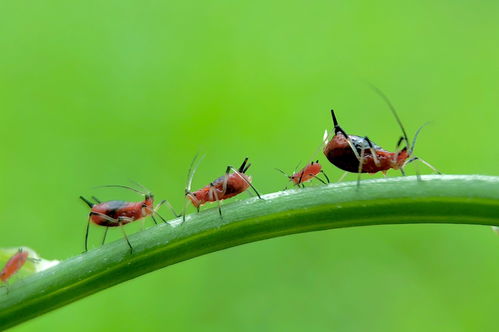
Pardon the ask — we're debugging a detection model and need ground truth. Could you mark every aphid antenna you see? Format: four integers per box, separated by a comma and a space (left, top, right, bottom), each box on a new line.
185, 153, 206, 194
409, 122, 430, 156
368, 83, 411, 153
183, 153, 206, 223
94, 184, 147, 196
128, 180, 152, 195
275, 168, 290, 179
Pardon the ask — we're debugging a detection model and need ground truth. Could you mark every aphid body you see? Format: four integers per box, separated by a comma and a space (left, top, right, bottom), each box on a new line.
277, 161, 329, 188
324, 123, 408, 174
88, 194, 155, 227
323, 87, 439, 179
80, 186, 174, 252
290, 161, 326, 184
1, 249, 28, 283
183, 157, 262, 222
187, 158, 257, 209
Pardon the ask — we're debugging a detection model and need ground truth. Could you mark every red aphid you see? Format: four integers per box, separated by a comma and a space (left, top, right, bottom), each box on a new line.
86, 194, 155, 227
290, 161, 327, 185
278, 161, 329, 188
184, 157, 261, 220
1, 249, 29, 283
80, 186, 174, 252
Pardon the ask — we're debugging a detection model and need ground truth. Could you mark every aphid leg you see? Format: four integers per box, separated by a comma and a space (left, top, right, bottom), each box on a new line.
89, 212, 134, 250
84, 215, 91, 252
101, 227, 109, 246
150, 200, 178, 223
400, 168, 406, 176
364, 136, 380, 167
229, 166, 263, 199
414, 159, 422, 182
311, 174, 327, 185
404, 157, 442, 175
118, 218, 133, 252
357, 147, 365, 188
345, 135, 361, 162
150, 215, 158, 225
297, 171, 305, 186
337, 172, 348, 183
320, 170, 330, 183
209, 185, 223, 220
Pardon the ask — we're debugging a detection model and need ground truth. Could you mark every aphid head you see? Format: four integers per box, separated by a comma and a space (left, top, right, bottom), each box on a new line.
144, 193, 154, 205
186, 192, 201, 208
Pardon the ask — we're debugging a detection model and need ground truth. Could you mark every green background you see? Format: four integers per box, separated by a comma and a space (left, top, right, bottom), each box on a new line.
1, 0, 499, 331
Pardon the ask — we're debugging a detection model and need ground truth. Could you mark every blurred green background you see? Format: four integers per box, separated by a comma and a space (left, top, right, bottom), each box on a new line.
1, 0, 499, 331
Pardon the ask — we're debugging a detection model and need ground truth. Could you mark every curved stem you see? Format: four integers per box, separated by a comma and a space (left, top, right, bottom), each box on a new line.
2, 175, 499, 329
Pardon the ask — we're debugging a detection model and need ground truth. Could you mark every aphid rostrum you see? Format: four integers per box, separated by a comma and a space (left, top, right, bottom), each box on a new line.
184, 156, 262, 222
277, 160, 330, 188
323, 88, 440, 184
1, 248, 29, 284
80, 185, 177, 252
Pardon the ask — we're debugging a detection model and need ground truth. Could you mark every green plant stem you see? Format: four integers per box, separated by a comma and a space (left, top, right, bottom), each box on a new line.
1, 175, 499, 329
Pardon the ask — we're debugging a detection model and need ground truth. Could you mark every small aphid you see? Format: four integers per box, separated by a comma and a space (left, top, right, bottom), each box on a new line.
184, 156, 262, 221
1, 248, 29, 284
323, 88, 440, 185
80, 185, 177, 252
277, 160, 329, 188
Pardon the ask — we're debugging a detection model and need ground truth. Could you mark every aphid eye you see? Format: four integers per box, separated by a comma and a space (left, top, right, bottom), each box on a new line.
193, 193, 197, 197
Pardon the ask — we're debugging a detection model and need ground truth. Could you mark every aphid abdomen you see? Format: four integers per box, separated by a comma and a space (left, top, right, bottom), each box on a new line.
325, 145, 362, 173
1, 250, 28, 282
222, 174, 251, 199
90, 201, 141, 227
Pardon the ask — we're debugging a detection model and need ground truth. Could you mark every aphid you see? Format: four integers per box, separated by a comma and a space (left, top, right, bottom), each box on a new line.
80, 185, 177, 252
183, 156, 262, 221
323, 88, 440, 185
277, 160, 330, 188
1, 248, 29, 284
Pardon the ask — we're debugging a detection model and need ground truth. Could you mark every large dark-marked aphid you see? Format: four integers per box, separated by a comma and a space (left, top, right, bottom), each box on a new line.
323, 88, 440, 185
183, 156, 262, 222
277, 160, 330, 188
80, 185, 177, 252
